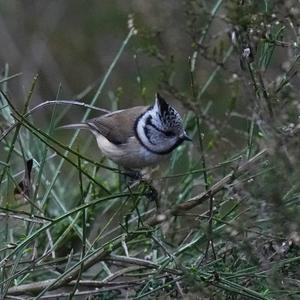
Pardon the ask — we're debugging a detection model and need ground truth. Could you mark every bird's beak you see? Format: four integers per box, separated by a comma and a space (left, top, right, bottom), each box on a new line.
181, 132, 192, 141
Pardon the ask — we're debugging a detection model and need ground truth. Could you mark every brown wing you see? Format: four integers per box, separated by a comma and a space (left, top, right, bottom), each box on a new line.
86, 106, 149, 145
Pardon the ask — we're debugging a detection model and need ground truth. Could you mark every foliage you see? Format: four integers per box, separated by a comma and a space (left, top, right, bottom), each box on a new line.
0, 1, 299, 299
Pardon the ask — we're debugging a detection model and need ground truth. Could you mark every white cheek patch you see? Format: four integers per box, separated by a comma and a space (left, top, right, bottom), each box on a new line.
145, 125, 167, 145
136, 110, 178, 154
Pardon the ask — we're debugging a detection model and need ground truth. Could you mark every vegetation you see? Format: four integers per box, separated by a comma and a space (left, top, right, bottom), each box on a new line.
0, 1, 299, 299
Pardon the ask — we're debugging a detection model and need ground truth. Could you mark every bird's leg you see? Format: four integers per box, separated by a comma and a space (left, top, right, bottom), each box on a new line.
122, 169, 160, 211
143, 182, 159, 211
122, 169, 142, 181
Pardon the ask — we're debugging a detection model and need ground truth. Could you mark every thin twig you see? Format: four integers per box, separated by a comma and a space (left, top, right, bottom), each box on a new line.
146, 149, 267, 226
5, 148, 267, 296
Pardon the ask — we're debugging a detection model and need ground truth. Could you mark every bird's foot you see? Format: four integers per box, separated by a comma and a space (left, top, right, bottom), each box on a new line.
146, 185, 159, 209
122, 169, 142, 181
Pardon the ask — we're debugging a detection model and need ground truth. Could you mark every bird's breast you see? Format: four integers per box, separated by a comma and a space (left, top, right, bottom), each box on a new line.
95, 135, 164, 169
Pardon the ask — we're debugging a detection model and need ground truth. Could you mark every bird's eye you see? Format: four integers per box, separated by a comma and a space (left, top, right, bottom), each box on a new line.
164, 131, 175, 137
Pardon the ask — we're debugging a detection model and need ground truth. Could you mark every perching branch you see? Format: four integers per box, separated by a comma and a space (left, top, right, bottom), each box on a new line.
6, 148, 267, 296
146, 148, 267, 226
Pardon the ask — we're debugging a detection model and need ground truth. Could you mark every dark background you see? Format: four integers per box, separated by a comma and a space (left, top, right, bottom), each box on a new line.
0, 1, 193, 111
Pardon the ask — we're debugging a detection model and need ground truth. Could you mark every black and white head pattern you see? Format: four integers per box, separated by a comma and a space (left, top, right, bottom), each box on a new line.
135, 93, 190, 154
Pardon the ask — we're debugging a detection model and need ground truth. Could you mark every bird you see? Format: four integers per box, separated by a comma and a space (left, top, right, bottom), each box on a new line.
60, 93, 191, 170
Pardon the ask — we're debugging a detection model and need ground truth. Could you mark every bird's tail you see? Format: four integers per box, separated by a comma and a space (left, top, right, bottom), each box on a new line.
57, 123, 90, 130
